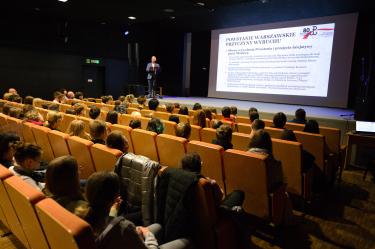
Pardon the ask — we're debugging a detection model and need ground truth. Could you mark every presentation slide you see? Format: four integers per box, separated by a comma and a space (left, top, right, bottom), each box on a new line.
216, 24, 335, 97
208, 13, 358, 107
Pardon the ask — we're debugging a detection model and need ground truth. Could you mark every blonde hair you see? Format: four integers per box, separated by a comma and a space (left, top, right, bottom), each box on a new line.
45, 111, 62, 129
68, 120, 90, 140
130, 111, 141, 120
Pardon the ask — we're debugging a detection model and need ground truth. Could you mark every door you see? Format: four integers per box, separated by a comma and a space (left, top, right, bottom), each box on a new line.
82, 65, 105, 98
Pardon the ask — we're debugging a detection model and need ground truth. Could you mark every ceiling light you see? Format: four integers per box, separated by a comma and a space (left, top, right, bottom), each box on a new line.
124, 31, 130, 36
101, 22, 106, 25
163, 8, 175, 13
196, 2, 205, 6
260, 0, 269, 3
58, 0, 68, 2
34, 7, 41, 11
128, 16, 136, 20
169, 16, 176, 20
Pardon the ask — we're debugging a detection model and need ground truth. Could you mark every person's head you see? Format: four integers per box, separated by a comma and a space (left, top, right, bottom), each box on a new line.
181, 153, 201, 174
59, 88, 67, 95
9, 107, 22, 118
101, 96, 110, 104
67, 91, 75, 99
166, 103, 175, 113
130, 111, 141, 120
169, 115, 180, 124
210, 108, 217, 114
249, 111, 259, 122
89, 120, 108, 140
148, 98, 159, 111
251, 119, 265, 131
273, 112, 287, 129
176, 123, 191, 139
295, 108, 306, 122
2, 103, 11, 115
45, 111, 62, 129
146, 118, 164, 134
125, 94, 134, 103
47, 103, 59, 112
211, 120, 223, 129
249, 107, 258, 113
230, 106, 237, 116
114, 100, 121, 106
249, 129, 272, 153
178, 106, 189, 115
68, 120, 86, 136
53, 91, 64, 101
11, 95, 22, 103
203, 109, 213, 120
8, 88, 17, 94
216, 125, 232, 142
65, 108, 76, 115
129, 119, 141, 129
24, 96, 34, 105
75, 91, 84, 100
193, 110, 206, 128
22, 105, 34, 116
280, 129, 297, 142
89, 106, 101, 119
137, 95, 147, 105
118, 96, 126, 102
304, 120, 320, 134
192, 103, 202, 111
174, 103, 180, 109
86, 171, 120, 217
151, 56, 157, 63
73, 103, 85, 116
105, 111, 118, 124
14, 143, 42, 170
46, 156, 80, 197
106, 131, 129, 153
221, 106, 231, 118
0, 133, 21, 163
25, 110, 42, 122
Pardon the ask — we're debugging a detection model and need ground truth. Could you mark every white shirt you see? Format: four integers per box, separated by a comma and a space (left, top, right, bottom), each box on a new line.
9, 166, 45, 191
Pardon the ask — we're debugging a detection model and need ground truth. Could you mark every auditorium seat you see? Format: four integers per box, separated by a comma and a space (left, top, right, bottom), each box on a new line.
140, 117, 151, 130
6, 116, 23, 139
110, 124, 134, 153
236, 116, 251, 124
156, 106, 167, 112
35, 107, 48, 121
232, 132, 251, 151
67, 136, 96, 179
156, 134, 187, 167
190, 125, 201, 141
187, 141, 226, 192
223, 149, 284, 225
272, 138, 312, 200
131, 129, 159, 161
263, 119, 274, 127
0, 166, 29, 248
176, 114, 190, 123
5, 176, 49, 249
0, 113, 7, 131
153, 111, 171, 121
237, 123, 252, 134
77, 116, 92, 133
31, 125, 55, 162
48, 130, 71, 157
90, 144, 122, 172
36, 198, 96, 249
284, 122, 305, 131
319, 126, 341, 155
118, 114, 132, 126
161, 120, 177, 136
200, 128, 217, 143
265, 126, 284, 139
59, 104, 72, 113
22, 122, 37, 144
188, 110, 196, 116
141, 109, 154, 117
59, 113, 77, 133
0, 165, 12, 230
98, 110, 108, 121
127, 107, 139, 114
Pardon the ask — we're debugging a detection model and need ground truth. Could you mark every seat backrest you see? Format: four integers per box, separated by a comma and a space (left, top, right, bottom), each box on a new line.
110, 124, 134, 153
200, 128, 217, 144
265, 127, 284, 139
0, 113, 8, 132
36, 108, 49, 121
156, 106, 167, 112
0, 167, 29, 248
6, 116, 23, 138
59, 104, 72, 113
77, 116, 92, 133
156, 134, 187, 167
48, 130, 71, 157
263, 119, 274, 127
140, 117, 151, 130
5, 176, 49, 249
237, 123, 252, 134
31, 125, 55, 162
187, 141, 225, 192
22, 121, 37, 144
232, 132, 251, 151
98, 110, 108, 121
126, 107, 139, 114
176, 114, 189, 123
294, 131, 325, 173
59, 113, 77, 133
36, 198, 96, 249
67, 136, 95, 179
190, 125, 201, 141
236, 116, 250, 124
91, 144, 122, 172
320, 126, 340, 155
153, 111, 170, 121
161, 120, 177, 136
223, 149, 269, 219
118, 114, 132, 126
284, 122, 305, 131
131, 129, 159, 161
272, 138, 303, 196
141, 109, 154, 117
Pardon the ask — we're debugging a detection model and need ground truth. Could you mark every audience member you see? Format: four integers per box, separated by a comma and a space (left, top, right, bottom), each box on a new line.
75, 91, 84, 100
192, 103, 202, 110
65, 108, 76, 115
67, 120, 91, 140
73, 103, 86, 116
106, 111, 118, 124
44, 111, 62, 130
89, 120, 108, 144
169, 115, 180, 124
304, 120, 320, 134
48, 103, 60, 112
9, 107, 23, 119
24, 110, 44, 126
67, 91, 75, 99
175, 123, 191, 140
230, 106, 237, 121
173, 103, 180, 109
129, 119, 141, 129
53, 91, 65, 104
89, 106, 101, 120
178, 106, 189, 115
125, 94, 135, 105
101, 96, 110, 104
130, 111, 142, 121
203, 109, 213, 120
221, 106, 233, 123
137, 95, 147, 109
114, 100, 127, 114
249, 111, 259, 123
290, 108, 307, 124
146, 118, 164, 134
0, 132, 21, 168
212, 125, 233, 150
23, 96, 34, 105
148, 98, 159, 111
249, 107, 258, 113
273, 112, 287, 129
106, 131, 129, 153
211, 120, 223, 129
2, 103, 11, 115
192, 110, 206, 128
166, 103, 175, 113
8, 88, 18, 95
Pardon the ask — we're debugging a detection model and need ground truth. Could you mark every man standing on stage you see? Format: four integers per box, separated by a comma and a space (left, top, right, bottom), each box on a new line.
146, 56, 160, 98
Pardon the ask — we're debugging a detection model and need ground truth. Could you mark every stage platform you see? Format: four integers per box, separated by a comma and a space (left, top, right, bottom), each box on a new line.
159, 96, 355, 141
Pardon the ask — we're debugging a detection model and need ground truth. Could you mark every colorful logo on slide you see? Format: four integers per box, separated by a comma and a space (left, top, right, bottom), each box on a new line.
301, 25, 334, 39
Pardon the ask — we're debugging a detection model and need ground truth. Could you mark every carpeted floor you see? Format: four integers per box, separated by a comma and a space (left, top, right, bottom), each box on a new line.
0, 169, 374, 249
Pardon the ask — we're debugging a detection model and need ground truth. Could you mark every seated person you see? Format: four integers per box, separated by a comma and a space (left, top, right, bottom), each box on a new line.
44, 156, 88, 218
89, 106, 101, 120
65, 108, 76, 115
174, 103, 180, 109
248, 107, 258, 113
250, 119, 265, 138
192, 110, 206, 128
89, 120, 108, 144
230, 106, 237, 121
192, 103, 202, 110
203, 109, 213, 121
67, 120, 91, 140
48, 103, 60, 112
73, 103, 86, 116
67, 91, 75, 99
23, 96, 34, 105
125, 94, 135, 105
178, 106, 189, 115
129, 119, 142, 129
75, 91, 84, 100
9, 107, 23, 119
24, 111, 44, 126
106, 111, 118, 124
44, 111, 62, 130
168, 115, 180, 124
131, 111, 142, 121
137, 95, 147, 109
290, 108, 307, 124
175, 123, 191, 140
221, 106, 234, 123
9, 143, 45, 191
148, 98, 159, 111
273, 112, 287, 129
0, 132, 21, 168
304, 120, 320, 134
211, 120, 223, 129
114, 100, 127, 114
212, 125, 233, 150
101, 95, 110, 104
106, 131, 129, 153
52, 91, 65, 104
249, 111, 259, 124
146, 118, 164, 134
165, 103, 175, 113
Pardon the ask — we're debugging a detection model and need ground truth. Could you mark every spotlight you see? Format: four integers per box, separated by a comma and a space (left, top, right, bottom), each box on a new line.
128, 16, 136, 20
124, 30, 130, 36
196, 2, 205, 6
58, 0, 68, 2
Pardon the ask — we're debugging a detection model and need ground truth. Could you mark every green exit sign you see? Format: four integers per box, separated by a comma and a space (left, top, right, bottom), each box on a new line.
86, 59, 100, 64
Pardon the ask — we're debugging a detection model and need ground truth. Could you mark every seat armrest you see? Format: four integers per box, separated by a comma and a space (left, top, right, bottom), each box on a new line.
269, 184, 286, 226
302, 168, 313, 201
